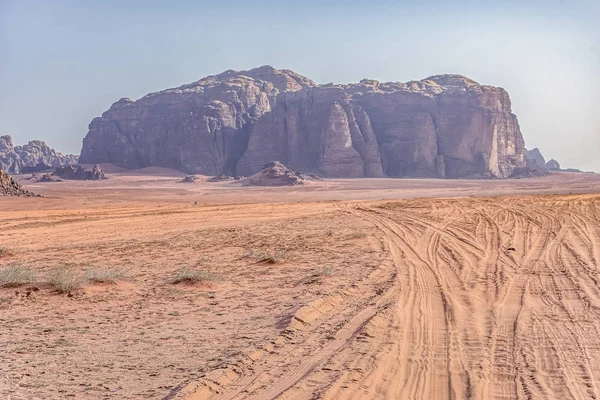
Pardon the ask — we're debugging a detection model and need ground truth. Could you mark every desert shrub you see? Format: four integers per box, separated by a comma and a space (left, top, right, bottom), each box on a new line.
0, 264, 35, 287
316, 267, 334, 277
47, 266, 84, 293
167, 268, 221, 285
84, 267, 126, 284
244, 249, 291, 264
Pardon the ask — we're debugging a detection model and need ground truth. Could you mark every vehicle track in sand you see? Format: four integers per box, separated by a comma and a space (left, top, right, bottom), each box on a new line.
171, 194, 600, 400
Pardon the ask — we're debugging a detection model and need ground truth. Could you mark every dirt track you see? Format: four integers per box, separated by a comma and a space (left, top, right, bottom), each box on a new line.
174, 195, 600, 400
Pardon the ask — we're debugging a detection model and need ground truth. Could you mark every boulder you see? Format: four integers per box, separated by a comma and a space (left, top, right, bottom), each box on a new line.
80, 66, 527, 179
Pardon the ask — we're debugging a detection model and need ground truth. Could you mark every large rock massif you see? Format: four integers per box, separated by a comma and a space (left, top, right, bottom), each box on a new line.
80, 66, 527, 178
0, 135, 79, 174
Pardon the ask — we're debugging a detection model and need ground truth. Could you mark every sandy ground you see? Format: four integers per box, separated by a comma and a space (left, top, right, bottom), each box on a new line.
1, 170, 600, 399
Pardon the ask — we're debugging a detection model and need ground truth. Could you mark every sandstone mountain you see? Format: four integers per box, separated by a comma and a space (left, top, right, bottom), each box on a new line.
1, 135, 79, 174
80, 66, 526, 178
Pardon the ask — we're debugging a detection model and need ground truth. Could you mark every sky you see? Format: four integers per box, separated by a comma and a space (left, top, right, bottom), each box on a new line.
1, 0, 599, 171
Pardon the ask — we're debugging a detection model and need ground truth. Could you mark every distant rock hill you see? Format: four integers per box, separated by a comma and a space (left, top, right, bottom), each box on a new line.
80, 65, 527, 179
525, 148, 584, 173
0, 135, 79, 174
243, 161, 319, 186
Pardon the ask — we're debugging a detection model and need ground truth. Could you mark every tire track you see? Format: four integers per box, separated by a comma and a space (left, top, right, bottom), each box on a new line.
169, 195, 600, 400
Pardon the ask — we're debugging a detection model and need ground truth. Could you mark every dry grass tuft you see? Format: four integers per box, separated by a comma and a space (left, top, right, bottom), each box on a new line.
245, 249, 292, 264
316, 267, 334, 277
0, 264, 35, 287
47, 266, 84, 293
167, 268, 221, 285
84, 267, 127, 284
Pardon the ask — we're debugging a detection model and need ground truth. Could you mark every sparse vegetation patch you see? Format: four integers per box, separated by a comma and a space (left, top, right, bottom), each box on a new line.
84, 267, 127, 284
0, 264, 35, 287
167, 268, 221, 285
316, 267, 334, 277
244, 249, 292, 264
47, 266, 84, 293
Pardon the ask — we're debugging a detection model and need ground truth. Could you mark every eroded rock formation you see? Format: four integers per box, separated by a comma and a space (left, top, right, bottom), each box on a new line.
0, 135, 79, 174
52, 165, 106, 180
80, 66, 527, 178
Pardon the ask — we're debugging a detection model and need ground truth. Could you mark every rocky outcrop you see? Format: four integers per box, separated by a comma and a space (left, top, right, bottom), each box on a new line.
180, 175, 201, 183
242, 161, 318, 186
509, 166, 551, 179
0, 170, 37, 196
1, 135, 79, 174
80, 66, 527, 179
207, 175, 243, 182
52, 165, 106, 180
36, 174, 63, 183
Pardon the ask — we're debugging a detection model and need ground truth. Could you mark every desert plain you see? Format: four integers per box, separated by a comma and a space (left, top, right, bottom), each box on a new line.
2, 169, 600, 399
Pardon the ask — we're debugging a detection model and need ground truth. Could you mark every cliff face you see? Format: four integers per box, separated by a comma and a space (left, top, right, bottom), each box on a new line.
0, 135, 79, 174
80, 66, 526, 178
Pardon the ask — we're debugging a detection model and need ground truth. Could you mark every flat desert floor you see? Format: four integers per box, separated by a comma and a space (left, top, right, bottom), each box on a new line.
1, 170, 600, 399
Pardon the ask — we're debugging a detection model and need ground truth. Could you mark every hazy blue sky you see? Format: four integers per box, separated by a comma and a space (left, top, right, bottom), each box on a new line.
1, 0, 599, 171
